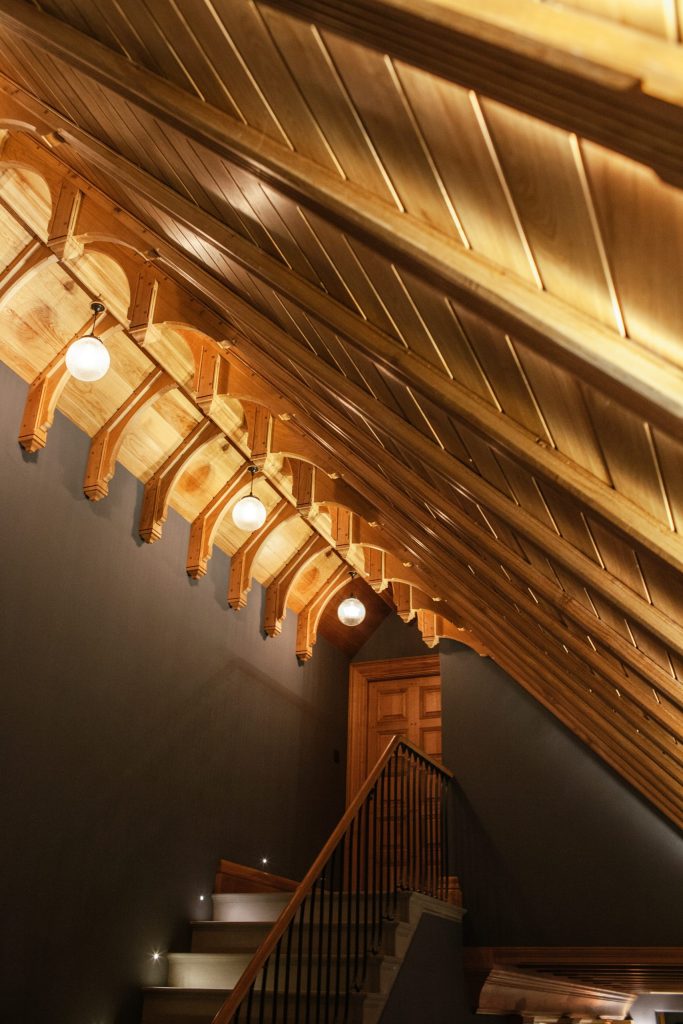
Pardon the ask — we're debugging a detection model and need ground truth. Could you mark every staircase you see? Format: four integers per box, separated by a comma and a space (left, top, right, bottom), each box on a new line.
141, 736, 458, 1024
142, 888, 463, 1023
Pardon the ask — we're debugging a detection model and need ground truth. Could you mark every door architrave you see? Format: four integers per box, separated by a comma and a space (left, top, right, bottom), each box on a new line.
346, 654, 441, 803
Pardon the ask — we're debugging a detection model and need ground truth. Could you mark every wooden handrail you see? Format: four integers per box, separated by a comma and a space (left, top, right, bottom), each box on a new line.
211, 736, 452, 1024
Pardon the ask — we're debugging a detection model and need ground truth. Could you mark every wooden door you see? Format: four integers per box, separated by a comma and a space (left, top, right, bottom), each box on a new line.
347, 655, 442, 801
366, 675, 442, 769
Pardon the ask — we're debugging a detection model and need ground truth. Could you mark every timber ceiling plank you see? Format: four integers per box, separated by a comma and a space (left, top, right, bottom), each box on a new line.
0, 4, 682, 438
0, 2, 681, 826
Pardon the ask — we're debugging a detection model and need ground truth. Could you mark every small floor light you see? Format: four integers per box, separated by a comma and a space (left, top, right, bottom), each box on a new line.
337, 570, 366, 627
65, 301, 110, 382
231, 466, 267, 532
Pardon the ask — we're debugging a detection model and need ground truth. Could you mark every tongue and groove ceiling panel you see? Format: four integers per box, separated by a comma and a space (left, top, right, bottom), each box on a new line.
0, 0, 681, 826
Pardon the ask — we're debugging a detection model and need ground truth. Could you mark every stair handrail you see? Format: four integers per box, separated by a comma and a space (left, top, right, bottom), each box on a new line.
211, 735, 453, 1023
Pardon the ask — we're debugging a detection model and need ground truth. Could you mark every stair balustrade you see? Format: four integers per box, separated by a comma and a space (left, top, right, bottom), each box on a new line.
211, 735, 453, 1024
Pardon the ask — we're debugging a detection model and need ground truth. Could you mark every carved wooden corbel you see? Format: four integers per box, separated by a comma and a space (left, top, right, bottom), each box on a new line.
263, 534, 329, 637
185, 465, 252, 578
83, 367, 173, 500
227, 500, 294, 609
139, 419, 221, 543
17, 313, 115, 452
296, 563, 350, 662
330, 507, 360, 556
245, 403, 273, 468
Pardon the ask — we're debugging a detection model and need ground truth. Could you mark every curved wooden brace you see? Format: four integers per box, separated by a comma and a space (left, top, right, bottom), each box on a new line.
363, 548, 423, 594
17, 312, 116, 452
128, 263, 234, 350
0, 238, 56, 310
224, 354, 289, 410
139, 419, 221, 544
416, 609, 488, 656
291, 460, 377, 523
227, 500, 296, 609
296, 563, 350, 662
185, 464, 252, 578
83, 367, 174, 500
0, 130, 63, 211
271, 417, 338, 477
263, 533, 329, 638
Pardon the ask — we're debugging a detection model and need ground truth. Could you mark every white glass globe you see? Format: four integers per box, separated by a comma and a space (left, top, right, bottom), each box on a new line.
232, 493, 267, 532
337, 595, 366, 627
65, 334, 111, 382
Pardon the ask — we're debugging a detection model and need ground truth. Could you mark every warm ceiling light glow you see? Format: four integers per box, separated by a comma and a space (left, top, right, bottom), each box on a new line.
232, 466, 267, 532
337, 571, 366, 627
65, 301, 110, 382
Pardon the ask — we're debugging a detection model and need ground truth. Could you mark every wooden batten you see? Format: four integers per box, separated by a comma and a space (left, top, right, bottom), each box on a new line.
83, 367, 173, 500
139, 419, 221, 544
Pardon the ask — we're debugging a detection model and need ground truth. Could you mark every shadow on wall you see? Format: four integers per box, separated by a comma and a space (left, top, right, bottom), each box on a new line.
439, 642, 683, 945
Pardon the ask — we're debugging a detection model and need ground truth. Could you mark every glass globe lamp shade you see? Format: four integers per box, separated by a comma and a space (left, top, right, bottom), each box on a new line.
337, 595, 366, 627
65, 334, 111, 382
232, 493, 267, 532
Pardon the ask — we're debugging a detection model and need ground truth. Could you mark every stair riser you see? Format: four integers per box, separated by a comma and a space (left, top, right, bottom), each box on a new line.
191, 921, 406, 957
167, 954, 390, 993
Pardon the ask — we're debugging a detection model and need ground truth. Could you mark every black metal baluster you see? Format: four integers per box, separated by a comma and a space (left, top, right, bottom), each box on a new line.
295, 902, 305, 1023
370, 784, 378, 952
258, 958, 269, 1024
334, 834, 345, 1022
305, 883, 317, 1024
246, 976, 254, 1024
443, 775, 450, 903
400, 749, 407, 893
315, 868, 325, 1024
378, 764, 387, 921
282, 919, 293, 1024
343, 817, 355, 1021
324, 849, 335, 1024
353, 800, 363, 988
392, 750, 399, 917
361, 792, 371, 987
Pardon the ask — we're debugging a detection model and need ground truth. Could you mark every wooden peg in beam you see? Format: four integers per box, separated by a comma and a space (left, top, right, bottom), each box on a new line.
186, 465, 252, 579
263, 534, 329, 638
83, 367, 173, 500
139, 419, 221, 544
47, 180, 83, 261
296, 563, 349, 662
17, 313, 109, 452
227, 500, 294, 609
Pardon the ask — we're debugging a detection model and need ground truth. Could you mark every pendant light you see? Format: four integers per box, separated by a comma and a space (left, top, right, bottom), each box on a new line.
337, 570, 366, 627
65, 301, 110, 382
232, 466, 267, 532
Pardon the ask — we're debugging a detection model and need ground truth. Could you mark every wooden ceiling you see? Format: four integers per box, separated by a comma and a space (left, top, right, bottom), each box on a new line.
0, 0, 681, 829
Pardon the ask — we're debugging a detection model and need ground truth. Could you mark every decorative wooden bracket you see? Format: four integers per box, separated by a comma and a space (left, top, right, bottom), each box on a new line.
17, 313, 114, 452
392, 581, 418, 623
330, 507, 361, 556
227, 500, 294, 609
416, 609, 489, 655
185, 465, 252, 578
271, 416, 338, 476
128, 265, 234, 349
193, 342, 230, 416
0, 238, 56, 309
83, 367, 173, 500
47, 179, 83, 260
362, 548, 423, 593
139, 419, 221, 543
263, 534, 329, 637
245, 403, 273, 467
290, 459, 378, 522
296, 563, 350, 662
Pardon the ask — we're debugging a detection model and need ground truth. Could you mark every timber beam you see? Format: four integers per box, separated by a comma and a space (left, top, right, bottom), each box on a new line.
139, 419, 221, 544
290, 459, 377, 523
296, 563, 350, 662
227, 500, 295, 609
0, 236, 55, 308
263, 534, 329, 637
83, 366, 173, 500
186, 466, 252, 579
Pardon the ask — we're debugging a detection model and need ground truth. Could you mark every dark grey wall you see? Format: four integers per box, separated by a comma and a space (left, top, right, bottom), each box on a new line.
352, 612, 431, 662
0, 363, 349, 1024
440, 643, 683, 945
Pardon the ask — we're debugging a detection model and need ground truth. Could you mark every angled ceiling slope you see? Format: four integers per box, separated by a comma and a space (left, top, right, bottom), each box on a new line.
0, 0, 680, 829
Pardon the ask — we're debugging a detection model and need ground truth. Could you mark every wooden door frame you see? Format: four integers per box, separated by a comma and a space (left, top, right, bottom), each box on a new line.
346, 654, 441, 802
